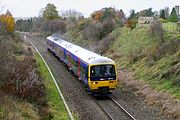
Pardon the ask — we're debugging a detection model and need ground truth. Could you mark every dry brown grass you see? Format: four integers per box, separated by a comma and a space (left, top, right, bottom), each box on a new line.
0, 33, 49, 119
118, 69, 180, 119
0, 95, 40, 120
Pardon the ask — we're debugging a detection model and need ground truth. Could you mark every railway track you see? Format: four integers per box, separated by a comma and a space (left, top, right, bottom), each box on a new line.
20, 33, 74, 120
95, 96, 136, 120
19, 33, 173, 120
24, 34, 136, 120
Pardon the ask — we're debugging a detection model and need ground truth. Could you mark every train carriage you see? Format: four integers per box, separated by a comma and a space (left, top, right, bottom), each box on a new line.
47, 36, 117, 95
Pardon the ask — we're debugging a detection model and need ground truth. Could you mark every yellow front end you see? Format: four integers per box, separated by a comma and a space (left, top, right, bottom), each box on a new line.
89, 80, 117, 93
88, 64, 118, 93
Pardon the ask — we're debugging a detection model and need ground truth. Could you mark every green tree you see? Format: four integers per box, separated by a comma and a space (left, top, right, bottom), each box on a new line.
43, 3, 59, 20
160, 9, 166, 19
128, 9, 135, 20
146, 8, 154, 17
139, 8, 154, 17
168, 7, 178, 22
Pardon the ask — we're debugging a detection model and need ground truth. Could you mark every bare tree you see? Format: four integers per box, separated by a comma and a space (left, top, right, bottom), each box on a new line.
0, 1, 5, 13
164, 7, 169, 19
81, 24, 100, 41
149, 20, 164, 43
61, 9, 83, 21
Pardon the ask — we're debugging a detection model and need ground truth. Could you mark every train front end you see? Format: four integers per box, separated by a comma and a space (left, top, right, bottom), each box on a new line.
88, 63, 117, 95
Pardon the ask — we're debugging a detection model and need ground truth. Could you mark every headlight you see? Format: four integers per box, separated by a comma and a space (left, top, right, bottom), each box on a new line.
91, 82, 98, 84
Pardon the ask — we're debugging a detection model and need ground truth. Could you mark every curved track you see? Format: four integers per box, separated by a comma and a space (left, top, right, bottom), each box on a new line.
19, 33, 171, 120
25, 34, 136, 120
21, 34, 74, 120
24, 34, 136, 120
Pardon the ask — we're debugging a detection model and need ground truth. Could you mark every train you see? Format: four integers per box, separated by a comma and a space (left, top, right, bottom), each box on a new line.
47, 36, 117, 95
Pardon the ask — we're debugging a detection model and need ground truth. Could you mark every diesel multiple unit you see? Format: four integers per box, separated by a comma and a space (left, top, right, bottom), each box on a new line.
47, 36, 117, 95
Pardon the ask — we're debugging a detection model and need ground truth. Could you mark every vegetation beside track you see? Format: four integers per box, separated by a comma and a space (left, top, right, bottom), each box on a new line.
0, 32, 71, 119
109, 23, 180, 99
35, 53, 70, 120
0, 33, 45, 119
63, 22, 180, 99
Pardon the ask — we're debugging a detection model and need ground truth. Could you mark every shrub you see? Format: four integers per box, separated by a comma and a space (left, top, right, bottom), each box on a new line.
97, 36, 115, 54
77, 19, 89, 31
172, 76, 180, 87
42, 20, 66, 34
100, 17, 115, 38
149, 20, 164, 43
0, 22, 7, 34
160, 18, 168, 23
160, 61, 180, 87
81, 24, 100, 41
0, 57, 47, 105
177, 21, 180, 33
126, 19, 137, 30
0, 34, 47, 108
147, 38, 180, 61
128, 49, 144, 63
66, 20, 77, 31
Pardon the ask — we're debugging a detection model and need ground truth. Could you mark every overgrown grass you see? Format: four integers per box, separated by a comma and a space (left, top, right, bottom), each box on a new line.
63, 22, 180, 99
0, 33, 45, 119
133, 53, 180, 99
110, 26, 156, 68
162, 22, 178, 32
35, 53, 70, 120
0, 97, 40, 119
109, 23, 180, 99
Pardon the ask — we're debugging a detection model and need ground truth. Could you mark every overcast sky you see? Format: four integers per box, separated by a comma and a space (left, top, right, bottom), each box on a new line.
0, 0, 180, 18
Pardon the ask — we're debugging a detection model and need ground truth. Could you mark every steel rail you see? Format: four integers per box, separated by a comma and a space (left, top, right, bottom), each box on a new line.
110, 97, 136, 120
22, 34, 74, 120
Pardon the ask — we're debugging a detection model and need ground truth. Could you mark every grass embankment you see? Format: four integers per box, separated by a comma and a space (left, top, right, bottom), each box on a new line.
35, 53, 70, 120
62, 22, 179, 99
0, 33, 71, 119
109, 23, 180, 99
0, 97, 40, 119
0, 33, 42, 119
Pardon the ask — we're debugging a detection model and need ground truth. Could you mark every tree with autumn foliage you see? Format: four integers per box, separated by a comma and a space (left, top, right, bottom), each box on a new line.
91, 11, 103, 22
126, 19, 137, 30
0, 10, 15, 33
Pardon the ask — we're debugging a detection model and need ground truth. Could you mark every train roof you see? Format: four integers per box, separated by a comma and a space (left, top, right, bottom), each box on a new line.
47, 36, 115, 65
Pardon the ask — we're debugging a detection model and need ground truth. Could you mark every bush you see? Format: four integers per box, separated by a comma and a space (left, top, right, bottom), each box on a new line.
0, 34, 47, 110
160, 61, 180, 87
42, 20, 66, 34
172, 76, 180, 87
126, 19, 137, 30
77, 19, 89, 31
0, 57, 47, 105
65, 20, 77, 31
128, 49, 144, 63
0, 22, 7, 35
149, 20, 164, 43
100, 18, 115, 38
160, 18, 168, 23
97, 36, 115, 54
146, 38, 180, 63
177, 21, 180, 33
81, 24, 100, 41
